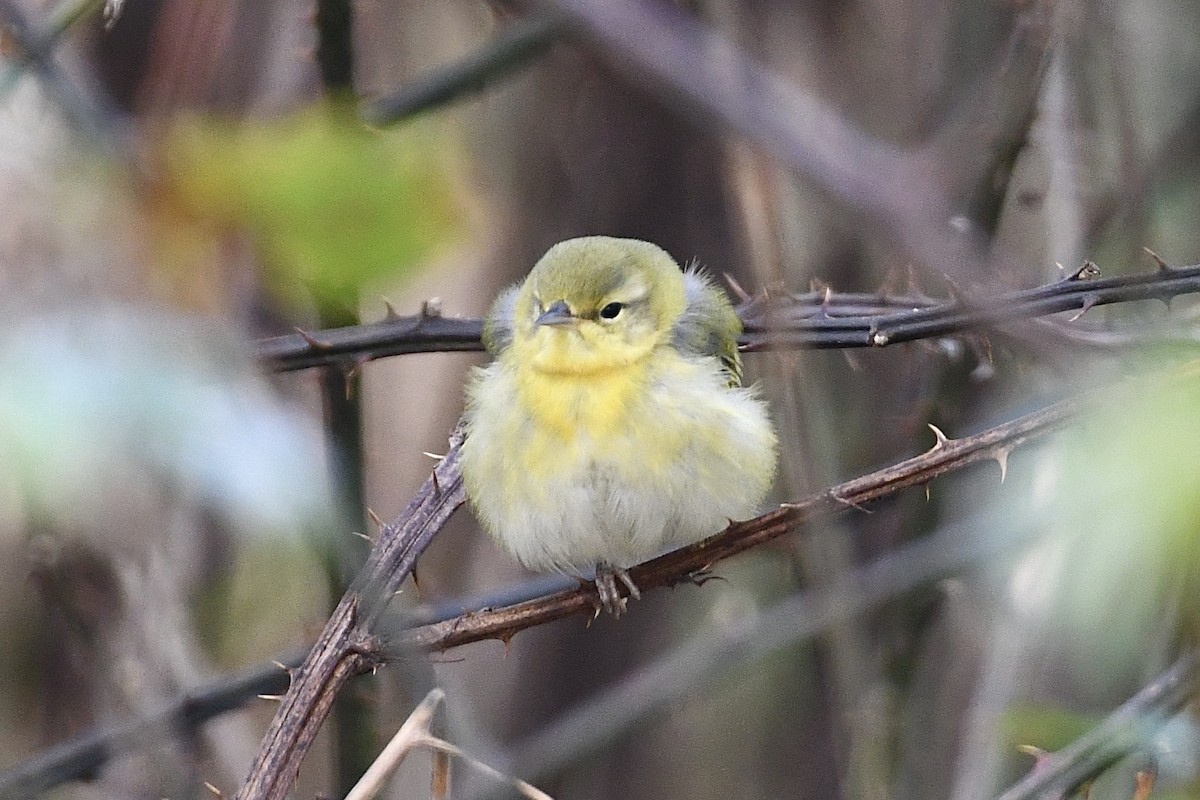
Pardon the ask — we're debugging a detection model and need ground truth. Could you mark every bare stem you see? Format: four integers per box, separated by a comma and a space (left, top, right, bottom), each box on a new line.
257, 260, 1200, 372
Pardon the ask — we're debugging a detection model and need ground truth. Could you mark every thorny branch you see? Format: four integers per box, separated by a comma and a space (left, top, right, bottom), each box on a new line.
399, 380, 1083, 652
243, 361, 1198, 798
234, 364, 1071, 800
257, 258, 1200, 372
0, 651, 302, 798
233, 427, 466, 800
994, 650, 1200, 800
15, 362, 1200, 798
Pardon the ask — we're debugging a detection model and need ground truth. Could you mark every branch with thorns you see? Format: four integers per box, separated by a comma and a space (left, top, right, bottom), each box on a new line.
257, 254, 1200, 373
229, 358, 1200, 800
11, 361, 1200, 798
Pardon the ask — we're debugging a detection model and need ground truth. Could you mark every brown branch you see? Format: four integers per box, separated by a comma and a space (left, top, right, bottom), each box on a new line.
400, 383, 1083, 653
234, 427, 466, 800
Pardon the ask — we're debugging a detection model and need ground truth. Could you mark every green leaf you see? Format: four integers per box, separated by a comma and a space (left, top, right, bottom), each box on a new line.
163, 105, 461, 308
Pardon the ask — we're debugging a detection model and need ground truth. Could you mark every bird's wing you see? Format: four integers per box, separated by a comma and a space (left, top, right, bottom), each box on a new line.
674, 268, 744, 387
482, 284, 520, 356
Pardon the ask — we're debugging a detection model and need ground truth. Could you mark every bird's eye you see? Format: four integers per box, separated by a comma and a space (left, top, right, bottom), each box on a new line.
599, 302, 624, 320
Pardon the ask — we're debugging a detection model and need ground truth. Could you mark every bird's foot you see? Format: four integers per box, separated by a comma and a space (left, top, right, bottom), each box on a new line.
594, 562, 640, 616
685, 568, 725, 587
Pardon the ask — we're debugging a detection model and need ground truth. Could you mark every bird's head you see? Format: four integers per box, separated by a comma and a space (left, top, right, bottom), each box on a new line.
512, 236, 687, 376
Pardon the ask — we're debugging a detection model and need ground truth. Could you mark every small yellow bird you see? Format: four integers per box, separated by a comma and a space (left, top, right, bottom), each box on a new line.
461, 236, 777, 614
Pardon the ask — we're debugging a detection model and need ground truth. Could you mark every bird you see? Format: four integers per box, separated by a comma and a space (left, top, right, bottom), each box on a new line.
460, 236, 777, 615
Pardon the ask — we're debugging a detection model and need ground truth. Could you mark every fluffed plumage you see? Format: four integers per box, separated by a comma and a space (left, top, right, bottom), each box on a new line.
461, 236, 777, 612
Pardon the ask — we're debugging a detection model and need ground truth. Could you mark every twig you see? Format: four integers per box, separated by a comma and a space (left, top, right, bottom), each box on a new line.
0, 576, 581, 796
255, 261, 1200, 372
364, 15, 563, 125
233, 426, 467, 800
344, 687, 555, 800
504, 506, 1040, 783
257, 314, 485, 372
0, 651, 302, 798
994, 650, 1200, 800
343, 688, 445, 800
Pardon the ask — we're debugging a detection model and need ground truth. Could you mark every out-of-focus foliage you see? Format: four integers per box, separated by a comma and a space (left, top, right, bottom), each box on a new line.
1045, 358, 1200, 645
996, 357, 1200, 786
161, 106, 463, 309
0, 309, 335, 538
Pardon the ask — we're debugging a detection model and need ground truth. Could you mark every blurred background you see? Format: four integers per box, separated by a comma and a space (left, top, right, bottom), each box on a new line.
3, 0, 1200, 798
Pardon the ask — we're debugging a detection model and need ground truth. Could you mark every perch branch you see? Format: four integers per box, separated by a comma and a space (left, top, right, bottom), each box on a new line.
256, 260, 1200, 372
27, 363, 1200, 796
399, 385, 1080, 652
505, 509, 1039, 782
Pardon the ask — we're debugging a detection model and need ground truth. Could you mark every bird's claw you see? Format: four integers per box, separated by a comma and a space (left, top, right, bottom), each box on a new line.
594, 562, 640, 616
685, 568, 724, 587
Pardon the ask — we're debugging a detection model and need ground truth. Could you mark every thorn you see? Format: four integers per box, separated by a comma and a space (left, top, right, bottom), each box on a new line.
723, 272, 751, 302
1134, 768, 1157, 800
820, 285, 834, 316
924, 483, 931, 502
1143, 247, 1172, 274
1067, 294, 1098, 322
351, 531, 372, 543
367, 508, 385, 529
927, 423, 950, 448
1065, 260, 1100, 281
841, 350, 862, 372
258, 694, 283, 702
994, 448, 1009, 483
833, 494, 873, 513
499, 633, 513, 656
411, 567, 421, 593
340, 361, 361, 400
1016, 744, 1048, 760
295, 327, 332, 350
431, 469, 441, 496
942, 274, 965, 304
876, 265, 903, 298
422, 451, 446, 461
686, 569, 726, 587
979, 334, 994, 365
383, 298, 402, 320
809, 277, 830, 295
203, 782, 224, 798
271, 660, 291, 674
421, 297, 444, 318
905, 263, 921, 296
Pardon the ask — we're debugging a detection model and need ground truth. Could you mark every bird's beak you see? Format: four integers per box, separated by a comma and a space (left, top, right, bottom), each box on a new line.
536, 300, 576, 327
